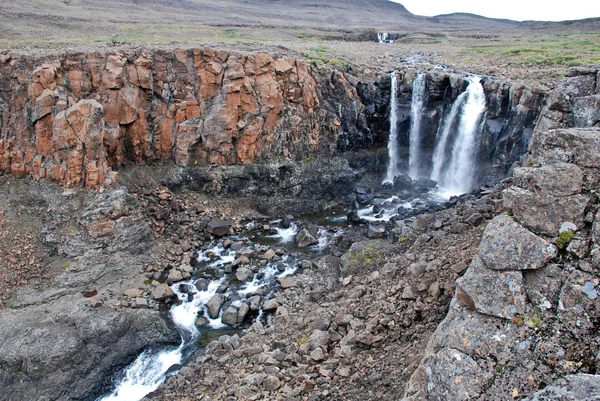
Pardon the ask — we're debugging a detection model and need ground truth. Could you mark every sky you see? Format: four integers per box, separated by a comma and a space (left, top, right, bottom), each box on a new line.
391, 0, 600, 22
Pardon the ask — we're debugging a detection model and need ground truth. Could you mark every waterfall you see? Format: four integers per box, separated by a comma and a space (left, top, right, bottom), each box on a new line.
439, 77, 487, 195
408, 72, 426, 179
429, 91, 468, 182
383, 72, 399, 184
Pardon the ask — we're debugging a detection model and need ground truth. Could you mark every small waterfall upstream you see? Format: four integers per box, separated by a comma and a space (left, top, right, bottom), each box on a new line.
383, 72, 400, 184
407, 72, 427, 179
437, 77, 487, 195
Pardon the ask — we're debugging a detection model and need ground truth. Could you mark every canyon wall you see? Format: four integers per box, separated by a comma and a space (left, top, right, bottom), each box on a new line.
0, 47, 371, 189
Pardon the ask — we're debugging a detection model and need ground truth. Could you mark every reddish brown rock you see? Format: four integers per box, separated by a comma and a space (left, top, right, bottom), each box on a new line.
0, 47, 348, 188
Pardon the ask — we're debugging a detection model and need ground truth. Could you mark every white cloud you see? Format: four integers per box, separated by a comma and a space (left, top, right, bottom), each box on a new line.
391, 0, 600, 22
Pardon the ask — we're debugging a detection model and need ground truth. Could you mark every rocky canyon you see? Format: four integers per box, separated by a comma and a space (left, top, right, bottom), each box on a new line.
0, 1, 600, 401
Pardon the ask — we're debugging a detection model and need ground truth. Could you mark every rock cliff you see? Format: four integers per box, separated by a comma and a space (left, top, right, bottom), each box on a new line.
404, 66, 600, 401
0, 47, 364, 188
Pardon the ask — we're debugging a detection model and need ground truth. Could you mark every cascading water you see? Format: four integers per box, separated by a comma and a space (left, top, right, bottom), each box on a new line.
383, 72, 399, 184
429, 91, 468, 183
439, 77, 487, 195
407, 72, 427, 179
98, 218, 342, 401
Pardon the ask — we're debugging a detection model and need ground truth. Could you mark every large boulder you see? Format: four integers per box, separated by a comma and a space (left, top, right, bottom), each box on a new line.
478, 215, 557, 271
523, 374, 600, 401
295, 228, 319, 248
456, 257, 526, 319
207, 219, 232, 237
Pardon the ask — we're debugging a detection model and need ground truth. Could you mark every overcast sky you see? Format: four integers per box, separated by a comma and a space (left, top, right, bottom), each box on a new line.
391, 0, 600, 22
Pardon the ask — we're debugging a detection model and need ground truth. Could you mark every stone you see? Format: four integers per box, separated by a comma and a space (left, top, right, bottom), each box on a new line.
207, 294, 226, 319
451, 260, 469, 274
523, 374, 600, 401
134, 297, 148, 308
560, 221, 577, 233
262, 249, 276, 260
281, 215, 292, 229
277, 277, 295, 289
425, 348, 490, 401
295, 228, 319, 248
523, 264, 566, 311
151, 283, 174, 300
310, 347, 325, 361
123, 288, 142, 297
249, 295, 261, 311
408, 260, 427, 277
233, 255, 249, 266
90, 299, 103, 308
558, 270, 600, 337
237, 302, 250, 324
236, 267, 253, 282
221, 306, 239, 326
167, 269, 184, 282
401, 285, 419, 300
503, 188, 591, 236
526, 128, 600, 169
465, 212, 484, 227
263, 375, 281, 391
207, 219, 232, 237
263, 298, 279, 311
478, 215, 557, 271
367, 224, 385, 239
512, 163, 583, 197
457, 257, 526, 319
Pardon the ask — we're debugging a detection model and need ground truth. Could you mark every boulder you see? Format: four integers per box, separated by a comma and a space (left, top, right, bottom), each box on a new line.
526, 128, 600, 168
235, 267, 253, 282
478, 215, 557, 271
523, 374, 600, 401
512, 163, 583, 197
503, 188, 591, 236
457, 257, 526, 319
207, 294, 226, 319
295, 228, 319, 248
151, 283, 174, 300
425, 348, 490, 401
207, 219, 232, 237
367, 224, 385, 239
221, 306, 239, 326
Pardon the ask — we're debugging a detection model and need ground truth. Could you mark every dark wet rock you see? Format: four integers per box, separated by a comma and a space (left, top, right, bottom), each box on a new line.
295, 228, 319, 248
426, 348, 490, 401
523, 374, 600, 401
479, 215, 557, 271
347, 210, 366, 225
355, 187, 374, 205
393, 174, 413, 191
207, 218, 232, 237
281, 215, 293, 229
457, 257, 526, 319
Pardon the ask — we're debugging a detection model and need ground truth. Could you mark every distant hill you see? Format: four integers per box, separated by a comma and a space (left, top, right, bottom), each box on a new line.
1, 0, 595, 48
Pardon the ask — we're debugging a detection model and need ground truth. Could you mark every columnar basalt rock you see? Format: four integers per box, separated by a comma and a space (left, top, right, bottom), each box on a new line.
0, 47, 358, 188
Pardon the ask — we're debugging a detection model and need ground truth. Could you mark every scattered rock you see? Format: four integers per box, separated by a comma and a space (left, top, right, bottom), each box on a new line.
295, 228, 319, 248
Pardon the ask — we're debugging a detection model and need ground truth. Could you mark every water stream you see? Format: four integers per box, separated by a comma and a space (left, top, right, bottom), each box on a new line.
99, 219, 340, 401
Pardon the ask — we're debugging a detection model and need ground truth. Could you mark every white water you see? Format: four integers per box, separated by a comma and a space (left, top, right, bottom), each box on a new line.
98, 278, 222, 401
383, 72, 400, 184
429, 91, 468, 183
439, 77, 487, 195
268, 222, 299, 243
408, 72, 427, 179
99, 247, 229, 401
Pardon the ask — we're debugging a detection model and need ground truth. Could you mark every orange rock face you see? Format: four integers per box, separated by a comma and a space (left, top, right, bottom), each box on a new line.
0, 47, 359, 188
